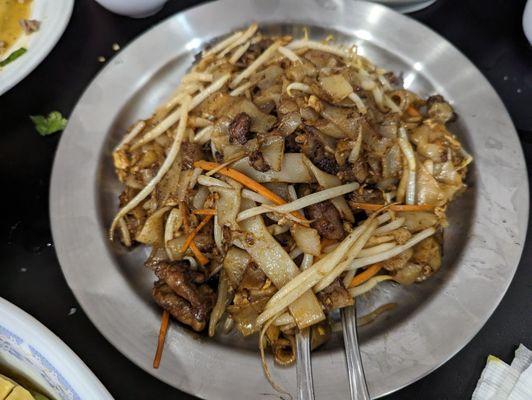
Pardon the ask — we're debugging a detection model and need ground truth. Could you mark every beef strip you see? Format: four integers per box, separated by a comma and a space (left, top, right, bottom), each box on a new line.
284, 133, 302, 153
181, 141, 204, 170
317, 279, 353, 311
347, 187, 384, 206
300, 125, 339, 174
305, 200, 344, 240
152, 261, 206, 306
337, 158, 368, 184
248, 150, 270, 172
153, 281, 210, 332
229, 112, 252, 145
150, 260, 216, 332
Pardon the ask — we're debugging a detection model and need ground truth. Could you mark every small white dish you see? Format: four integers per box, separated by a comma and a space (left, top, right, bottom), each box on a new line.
365, 0, 437, 13
0, 297, 113, 400
0, 0, 74, 96
93, 0, 168, 18
523, 0, 532, 44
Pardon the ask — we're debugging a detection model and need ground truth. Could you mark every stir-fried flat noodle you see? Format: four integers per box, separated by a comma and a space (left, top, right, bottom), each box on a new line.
110, 23, 471, 392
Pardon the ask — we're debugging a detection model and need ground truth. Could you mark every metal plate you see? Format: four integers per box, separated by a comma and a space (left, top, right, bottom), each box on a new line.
49, 0, 529, 398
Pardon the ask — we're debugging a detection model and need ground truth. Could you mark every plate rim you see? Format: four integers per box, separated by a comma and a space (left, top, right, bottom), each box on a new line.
50, 0, 529, 398
0, 297, 113, 400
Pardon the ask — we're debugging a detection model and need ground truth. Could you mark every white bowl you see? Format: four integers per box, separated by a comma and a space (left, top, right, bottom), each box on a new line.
93, 0, 168, 18
0, 298, 113, 400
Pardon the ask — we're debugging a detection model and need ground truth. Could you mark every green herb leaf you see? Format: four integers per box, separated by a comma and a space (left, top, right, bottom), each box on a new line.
30, 111, 68, 136
0, 47, 27, 67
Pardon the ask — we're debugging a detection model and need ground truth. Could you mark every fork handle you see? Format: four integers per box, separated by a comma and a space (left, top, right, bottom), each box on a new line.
342, 306, 371, 400
296, 328, 315, 400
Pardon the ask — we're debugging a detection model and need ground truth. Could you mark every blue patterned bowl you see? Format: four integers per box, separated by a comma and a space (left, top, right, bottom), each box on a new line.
0, 298, 113, 400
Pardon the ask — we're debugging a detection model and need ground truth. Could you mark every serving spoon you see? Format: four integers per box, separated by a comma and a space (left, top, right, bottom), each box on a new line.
341, 303, 371, 400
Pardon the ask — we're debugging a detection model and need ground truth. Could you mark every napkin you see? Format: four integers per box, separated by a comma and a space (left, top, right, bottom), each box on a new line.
472, 344, 532, 400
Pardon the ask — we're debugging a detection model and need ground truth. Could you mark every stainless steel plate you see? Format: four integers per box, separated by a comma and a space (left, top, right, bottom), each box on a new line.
50, 1, 529, 398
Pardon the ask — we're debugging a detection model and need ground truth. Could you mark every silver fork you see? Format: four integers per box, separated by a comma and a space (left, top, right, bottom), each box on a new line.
341, 304, 371, 400
296, 328, 315, 400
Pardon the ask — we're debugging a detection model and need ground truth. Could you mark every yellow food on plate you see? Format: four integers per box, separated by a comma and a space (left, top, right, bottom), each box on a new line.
0, 0, 33, 55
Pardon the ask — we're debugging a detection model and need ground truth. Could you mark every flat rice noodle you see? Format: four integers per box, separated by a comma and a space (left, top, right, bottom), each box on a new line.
416, 163, 447, 206
302, 157, 354, 222
177, 170, 194, 202
313, 118, 347, 139
211, 186, 241, 230
223, 144, 245, 161
228, 298, 269, 336
166, 236, 187, 260
290, 224, 321, 257
192, 186, 209, 209
261, 136, 285, 172
398, 211, 438, 232
227, 97, 277, 133
196, 92, 275, 134
257, 65, 284, 90
157, 153, 182, 205
320, 104, 361, 139
253, 84, 283, 109
319, 74, 353, 102
136, 207, 171, 245
239, 199, 325, 328
382, 144, 402, 179
223, 247, 251, 288
232, 153, 314, 183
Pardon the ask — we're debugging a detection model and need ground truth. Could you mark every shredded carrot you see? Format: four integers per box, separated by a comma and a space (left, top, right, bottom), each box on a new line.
153, 310, 170, 369
349, 202, 434, 212
193, 208, 217, 215
180, 214, 214, 254
190, 241, 209, 265
194, 160, 306, 219
349, 264, 382, 288
406, 105, 421, 117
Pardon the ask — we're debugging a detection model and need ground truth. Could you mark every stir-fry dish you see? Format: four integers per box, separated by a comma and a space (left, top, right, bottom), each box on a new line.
110, 23, 472, 376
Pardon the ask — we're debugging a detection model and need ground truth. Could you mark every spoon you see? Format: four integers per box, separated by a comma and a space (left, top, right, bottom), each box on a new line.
296, 328, 315, 400
341, 304, 371, 400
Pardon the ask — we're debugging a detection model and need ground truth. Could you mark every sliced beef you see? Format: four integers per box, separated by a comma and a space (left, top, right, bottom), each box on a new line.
181, 141, 204, 170
248, 150, 270, 172
305, 200, 344, 240
229, 112, 252, 145
337, 158, 368, 184
346, 188, 384, 207
152, 261, 206, 306
317, 279, 353, 311
153, 281, 213, 332
300, 125, 339, 174
284, 133, 302, 153
150, 260, 216, 332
